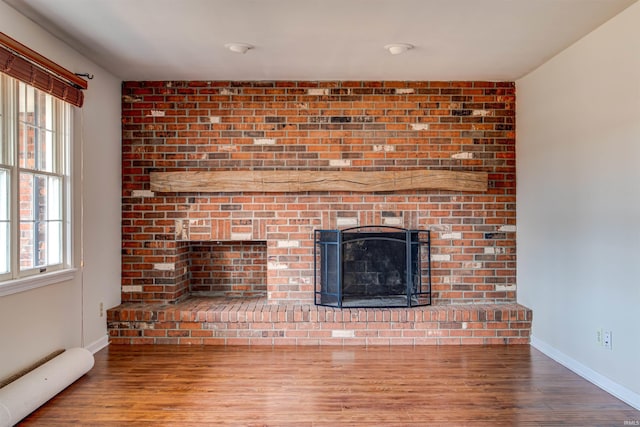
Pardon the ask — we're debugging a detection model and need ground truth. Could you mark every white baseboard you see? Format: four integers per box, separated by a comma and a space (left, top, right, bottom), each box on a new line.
531, 335, 640, 411
84, 334, 109, 354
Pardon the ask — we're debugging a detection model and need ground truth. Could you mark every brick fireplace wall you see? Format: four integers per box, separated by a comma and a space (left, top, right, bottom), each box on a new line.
121, 80, 516, 306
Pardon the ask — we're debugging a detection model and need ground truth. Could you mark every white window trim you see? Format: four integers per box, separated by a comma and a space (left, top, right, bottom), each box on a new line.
0, 75, 74, 288
0, 267, 77, 297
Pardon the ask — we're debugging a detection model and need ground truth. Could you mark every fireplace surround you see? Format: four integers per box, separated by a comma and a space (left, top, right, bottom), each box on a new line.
111, 80, 531, 345
120, 80, 518, 306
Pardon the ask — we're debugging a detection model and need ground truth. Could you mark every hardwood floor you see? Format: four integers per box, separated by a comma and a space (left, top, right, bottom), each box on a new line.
20, 345, 639, 426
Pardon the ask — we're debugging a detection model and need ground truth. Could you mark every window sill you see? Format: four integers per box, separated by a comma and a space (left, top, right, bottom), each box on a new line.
0, 268, 78, 297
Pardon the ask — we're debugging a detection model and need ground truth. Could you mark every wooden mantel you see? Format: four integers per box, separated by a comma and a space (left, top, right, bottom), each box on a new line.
149, 170, 488, 193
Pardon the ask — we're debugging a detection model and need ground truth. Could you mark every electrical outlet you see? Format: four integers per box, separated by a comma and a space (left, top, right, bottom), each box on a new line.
603, 330, 612, 350
99, 302, 104, 317
596, 329, 603, 345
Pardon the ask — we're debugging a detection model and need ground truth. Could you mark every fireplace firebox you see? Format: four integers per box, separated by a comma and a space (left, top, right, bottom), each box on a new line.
314, 226, 431, 308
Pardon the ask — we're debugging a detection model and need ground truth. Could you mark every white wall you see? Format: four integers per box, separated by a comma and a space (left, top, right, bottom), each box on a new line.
0, 3, 121, 380
517, 2, 640, 408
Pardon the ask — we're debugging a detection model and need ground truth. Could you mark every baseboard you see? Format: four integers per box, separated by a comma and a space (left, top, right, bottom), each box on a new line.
530, 336, 640, 411
84, 334, 109, 354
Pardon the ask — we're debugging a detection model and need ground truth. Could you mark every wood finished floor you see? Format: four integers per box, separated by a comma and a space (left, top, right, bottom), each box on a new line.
20, 345, 639, 426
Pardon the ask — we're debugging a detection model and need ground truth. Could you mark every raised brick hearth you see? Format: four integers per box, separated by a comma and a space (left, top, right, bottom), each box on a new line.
111, 80, 530, 345
108, 297, 531, 345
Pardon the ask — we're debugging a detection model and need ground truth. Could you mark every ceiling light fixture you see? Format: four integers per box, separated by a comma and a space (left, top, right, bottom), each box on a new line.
225, 43, 254, 54
384, 43, 414, 55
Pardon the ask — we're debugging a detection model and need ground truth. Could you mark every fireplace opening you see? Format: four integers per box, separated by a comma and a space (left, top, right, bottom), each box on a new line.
314, 226, 431, 308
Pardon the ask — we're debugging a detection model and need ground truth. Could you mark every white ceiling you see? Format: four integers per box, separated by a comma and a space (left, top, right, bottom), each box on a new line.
4, 0, 637, 81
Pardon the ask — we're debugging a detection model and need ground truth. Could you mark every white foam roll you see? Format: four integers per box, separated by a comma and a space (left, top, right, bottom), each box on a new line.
0, 347, 94, 427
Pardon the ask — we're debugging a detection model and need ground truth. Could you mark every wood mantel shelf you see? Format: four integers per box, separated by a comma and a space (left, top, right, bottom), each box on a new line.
149, 170, 488, 193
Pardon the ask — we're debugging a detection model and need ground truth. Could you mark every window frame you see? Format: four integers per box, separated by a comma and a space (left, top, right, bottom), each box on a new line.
0, 74, 76, 296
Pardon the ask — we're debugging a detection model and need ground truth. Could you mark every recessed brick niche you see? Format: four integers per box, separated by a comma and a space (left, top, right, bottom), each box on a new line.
189, 241, 267, 298
109, 80, 531, 345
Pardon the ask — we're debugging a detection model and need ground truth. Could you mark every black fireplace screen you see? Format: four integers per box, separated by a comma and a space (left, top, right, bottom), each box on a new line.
314, 226, 431, 308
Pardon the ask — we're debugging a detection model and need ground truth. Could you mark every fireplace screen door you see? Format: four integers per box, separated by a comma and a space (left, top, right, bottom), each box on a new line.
314, 226, 431, 308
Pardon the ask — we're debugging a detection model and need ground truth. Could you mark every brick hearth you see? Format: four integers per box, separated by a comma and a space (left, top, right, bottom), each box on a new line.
108, 298, 531, 345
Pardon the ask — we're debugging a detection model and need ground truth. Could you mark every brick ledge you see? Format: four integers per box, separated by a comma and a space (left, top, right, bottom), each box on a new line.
108, 297, 532, 346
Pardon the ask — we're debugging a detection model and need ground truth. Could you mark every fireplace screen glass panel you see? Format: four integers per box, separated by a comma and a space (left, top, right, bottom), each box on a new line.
315, 226, 431, 308
317, 230, 339, 306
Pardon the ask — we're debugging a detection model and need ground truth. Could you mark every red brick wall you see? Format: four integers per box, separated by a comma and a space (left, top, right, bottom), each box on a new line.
121, 81, 516, 305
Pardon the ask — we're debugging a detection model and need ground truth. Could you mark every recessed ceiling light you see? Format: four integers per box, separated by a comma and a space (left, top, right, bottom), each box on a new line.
384, 43, 414, 55
224, 43, 254, 54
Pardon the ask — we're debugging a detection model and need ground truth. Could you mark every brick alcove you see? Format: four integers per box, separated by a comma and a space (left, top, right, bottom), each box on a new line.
189, 241, 267, 298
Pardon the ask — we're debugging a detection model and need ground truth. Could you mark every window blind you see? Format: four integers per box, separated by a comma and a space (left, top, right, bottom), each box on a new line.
0, 32, 87, 107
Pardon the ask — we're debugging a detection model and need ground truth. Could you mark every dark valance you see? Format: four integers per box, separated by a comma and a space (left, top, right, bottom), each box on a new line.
0, 32, 87, 107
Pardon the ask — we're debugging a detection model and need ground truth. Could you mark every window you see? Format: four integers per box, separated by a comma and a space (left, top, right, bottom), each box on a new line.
0, 74, 71, 285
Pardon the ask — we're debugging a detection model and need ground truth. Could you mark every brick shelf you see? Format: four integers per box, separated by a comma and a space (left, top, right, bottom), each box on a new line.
107, 297, 532, 346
